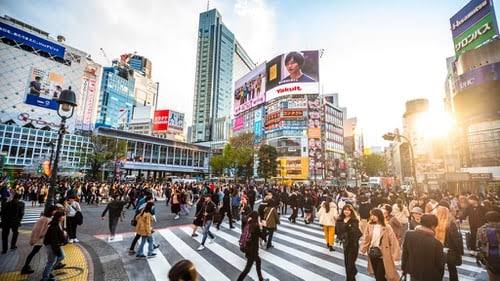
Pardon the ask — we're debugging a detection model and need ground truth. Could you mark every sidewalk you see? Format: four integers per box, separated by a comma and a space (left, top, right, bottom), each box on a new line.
0, 229, 93, 281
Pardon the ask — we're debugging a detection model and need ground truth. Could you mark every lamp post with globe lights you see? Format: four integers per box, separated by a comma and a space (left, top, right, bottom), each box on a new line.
45, 87, 77, 213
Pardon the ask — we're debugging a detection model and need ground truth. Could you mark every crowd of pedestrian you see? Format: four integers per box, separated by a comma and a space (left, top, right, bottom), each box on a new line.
1, 175, 499, 281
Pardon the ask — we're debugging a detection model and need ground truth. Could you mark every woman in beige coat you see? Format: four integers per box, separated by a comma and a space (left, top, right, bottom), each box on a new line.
360, 208, 400, 281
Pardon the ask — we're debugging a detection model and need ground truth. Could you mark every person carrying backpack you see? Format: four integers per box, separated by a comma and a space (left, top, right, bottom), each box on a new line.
477, 211, 500, 281
237, 211, 269, 281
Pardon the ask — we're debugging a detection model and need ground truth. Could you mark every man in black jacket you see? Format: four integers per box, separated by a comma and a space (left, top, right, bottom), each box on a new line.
1, 193, 24, 253
197, 195, 216, 251
101, 196, 127, 240
460, 195, 487, 251
402, 214, 445, 281
216, 189, 234, 230
42, 211, 66, 281
288, 191, 298, 224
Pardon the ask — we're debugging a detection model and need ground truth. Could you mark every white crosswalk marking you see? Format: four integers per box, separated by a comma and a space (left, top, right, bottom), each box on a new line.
214, 226, 331, 281
100, 213, 488, 281
179, 226, 280, 281
21, 207, 43, 224
159, 228, 231, 281
147, 244, 171, 280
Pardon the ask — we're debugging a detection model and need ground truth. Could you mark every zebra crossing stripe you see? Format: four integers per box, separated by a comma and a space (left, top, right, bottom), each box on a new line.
159, 228, 231, 281
147, 243, 171, 281
179, 227, 280, 281
214, 226, 331, 281
221, 222, 373, 281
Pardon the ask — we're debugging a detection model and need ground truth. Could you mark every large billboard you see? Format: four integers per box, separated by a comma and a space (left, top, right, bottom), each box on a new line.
153, 110, 169, 132
233, 63, 266, 115
153, 109, 185, 133
168, 110, 185, 132
25, 67, 64, 110
266, 50, 319, 102
0, 22, 66, 58
450, 0, 499, 56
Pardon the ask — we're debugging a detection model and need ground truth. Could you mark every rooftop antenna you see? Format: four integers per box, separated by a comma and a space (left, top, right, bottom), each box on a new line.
207, 0, 210, 10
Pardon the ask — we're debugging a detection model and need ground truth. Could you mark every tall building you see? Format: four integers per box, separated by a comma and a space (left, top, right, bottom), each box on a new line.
95, 63, 135, 129
128, 54, 152, 79
0, 15, 96, 172
402, 99, 429, 156
191, 9, 255, 143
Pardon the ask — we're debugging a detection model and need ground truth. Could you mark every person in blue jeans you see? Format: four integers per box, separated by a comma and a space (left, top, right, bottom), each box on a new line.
197, 195, 216, 251
135, 202, 156, 258
42, 211, 67, 281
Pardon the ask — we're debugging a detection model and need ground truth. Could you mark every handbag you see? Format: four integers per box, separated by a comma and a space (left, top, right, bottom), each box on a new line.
71, 205, 83, 225
368, 234, 384, 259
261, 208, 274, 228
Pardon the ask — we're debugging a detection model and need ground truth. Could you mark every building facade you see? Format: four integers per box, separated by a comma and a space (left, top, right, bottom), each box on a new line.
95, 64, 135, 129
191, 9, 254, 143
0, 15, 101, 133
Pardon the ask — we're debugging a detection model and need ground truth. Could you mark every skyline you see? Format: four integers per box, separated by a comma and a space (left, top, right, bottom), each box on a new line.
1, 0, 499, 146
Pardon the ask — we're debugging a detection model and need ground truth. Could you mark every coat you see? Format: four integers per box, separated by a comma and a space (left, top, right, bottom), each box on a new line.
135, 212, 153, 236
30, 215, 50, 246
262, 206, 279, 230
402, 226, 445, 281
43, 222, 66, 256
0, 199, 25, 227
316, 202, 338, 226
360, 224, 401, 281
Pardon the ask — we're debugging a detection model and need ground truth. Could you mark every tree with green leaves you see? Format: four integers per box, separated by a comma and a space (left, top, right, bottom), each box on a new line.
230, 133, 255, 182
83, 135, 127, 180
257, 144, 278, 182
360, 154, 387, 177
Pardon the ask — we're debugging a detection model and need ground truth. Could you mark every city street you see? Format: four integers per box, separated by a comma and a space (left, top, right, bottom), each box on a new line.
8, 203, 488, 281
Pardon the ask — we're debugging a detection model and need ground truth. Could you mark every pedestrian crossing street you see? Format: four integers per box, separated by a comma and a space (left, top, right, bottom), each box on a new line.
98, 215, 488, 281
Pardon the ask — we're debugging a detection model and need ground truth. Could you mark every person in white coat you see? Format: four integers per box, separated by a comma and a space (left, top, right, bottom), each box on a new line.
317, 197, 338, 251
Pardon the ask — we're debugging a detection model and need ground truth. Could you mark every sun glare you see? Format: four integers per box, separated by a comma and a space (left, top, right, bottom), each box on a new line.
416, 110, 455, 140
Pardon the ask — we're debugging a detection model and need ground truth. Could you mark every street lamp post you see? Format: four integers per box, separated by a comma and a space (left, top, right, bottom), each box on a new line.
45, 87, 77, 214
382, 132, 417, 189
46, 140, 55, 171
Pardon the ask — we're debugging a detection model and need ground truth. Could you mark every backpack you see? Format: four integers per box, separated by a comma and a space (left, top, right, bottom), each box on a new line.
239, 223, 251, 253
478, 227, 500, 274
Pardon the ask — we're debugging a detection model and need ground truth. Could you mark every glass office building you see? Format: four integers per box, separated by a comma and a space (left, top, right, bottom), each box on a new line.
192, 9, 254, 143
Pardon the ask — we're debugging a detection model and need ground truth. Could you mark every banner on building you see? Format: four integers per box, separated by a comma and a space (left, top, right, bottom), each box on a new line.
308, 95, 323, 178
233, 115, 245, 132
25, 67, 64, 110
168, 110, 185, 132
78, 66, 98, 131
153, 110, 169, 132
266, 50, 319, 102
234, 63, 267, 115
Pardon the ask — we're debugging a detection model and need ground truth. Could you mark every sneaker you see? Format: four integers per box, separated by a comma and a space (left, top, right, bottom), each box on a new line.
174, 215, 180, 220
128, 250, 136, 255
230, 226, 235, 229
136, 254, 146, 259
328, 246, 334, 252
73, 238, 80, 243
21, 266, 34, 274
147, 253, 157, 258
209, 237, 216, 244
68, 239, 74, 243
153, 244, 160, 249
54, 263, 66, 270
197, 245, 205, 251
191, 233, 199, 237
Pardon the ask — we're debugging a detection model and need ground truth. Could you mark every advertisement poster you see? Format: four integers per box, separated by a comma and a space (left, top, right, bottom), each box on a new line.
233, 63, 266, 115
266, 50, 319, 102
279, 157, 309, 179
25, 67, 64, 110
453, 12, 498, 55
308, 96, 323, 177
168, 111, 185, 132
78, 65, 99, 131
233, 115, 245, 132
450, 0, 495, 38
153, 110, 169, 132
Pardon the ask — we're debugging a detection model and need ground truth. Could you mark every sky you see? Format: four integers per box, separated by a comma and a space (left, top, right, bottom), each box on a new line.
1, 0, 499, 146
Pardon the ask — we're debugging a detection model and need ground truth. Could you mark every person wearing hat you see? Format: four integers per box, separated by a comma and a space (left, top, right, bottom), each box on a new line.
409, 207, 423, 231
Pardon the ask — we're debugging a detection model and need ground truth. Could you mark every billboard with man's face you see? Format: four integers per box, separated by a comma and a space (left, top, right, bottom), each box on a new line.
233, 63, 266, 115
266, 50, 319, 102
25, 67, 64, 110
